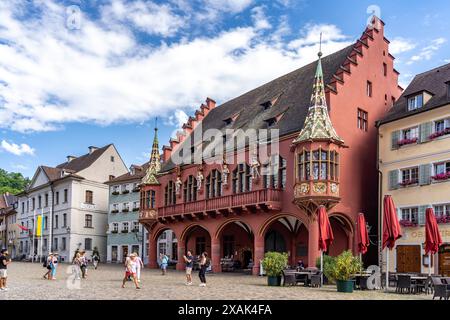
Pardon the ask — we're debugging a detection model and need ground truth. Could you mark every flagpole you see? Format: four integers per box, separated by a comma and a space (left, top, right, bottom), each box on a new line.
32, 210, 36, 263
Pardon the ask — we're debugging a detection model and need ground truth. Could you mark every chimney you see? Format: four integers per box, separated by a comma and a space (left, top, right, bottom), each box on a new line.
67, 155, 77, 162
88, 146, 98, 154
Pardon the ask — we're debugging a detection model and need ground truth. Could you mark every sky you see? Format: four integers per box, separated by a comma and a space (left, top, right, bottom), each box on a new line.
0, 0, 449, 179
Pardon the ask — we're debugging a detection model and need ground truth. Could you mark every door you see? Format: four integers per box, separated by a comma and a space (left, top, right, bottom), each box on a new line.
122, 246, 128, 263
438, 244, 450, 277
396, 245, 421, 273
111, 246, 118, 262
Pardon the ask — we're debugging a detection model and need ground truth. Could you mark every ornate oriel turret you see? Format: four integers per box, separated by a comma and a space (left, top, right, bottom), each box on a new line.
139, 121, 161, 223
292, 46, 344, 214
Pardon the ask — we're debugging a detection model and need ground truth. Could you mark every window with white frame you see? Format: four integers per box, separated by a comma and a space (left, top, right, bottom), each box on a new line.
112, 185, 120, 194
401, 207, 419, 224
434, 118, 450, 133
407, 93, 424, 111
401, 167, 419, 185
434, 204, 450, 218
132, 221, 139, 232
401, 126, 419, 140
122, 222, 129, 233
122, 202, 130, 211
133, 201, 139, 210
121, 184, 129, 193
112, 223, 119, 232
433, 161, 450, 178
112, 203, 119, 212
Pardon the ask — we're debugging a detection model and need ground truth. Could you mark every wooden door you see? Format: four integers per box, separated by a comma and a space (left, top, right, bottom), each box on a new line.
438, 245, 450, 277
122, 246, 128, 263
396, 245, 421, 273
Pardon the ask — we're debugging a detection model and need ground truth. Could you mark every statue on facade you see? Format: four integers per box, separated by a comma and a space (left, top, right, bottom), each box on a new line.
196, 166, 204, 190
222, 163, 230, 185
175, 176, 182, 195
250, 148, 260, 179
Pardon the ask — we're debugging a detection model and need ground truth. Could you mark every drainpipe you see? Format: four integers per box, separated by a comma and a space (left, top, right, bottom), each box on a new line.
376, 123, 383, 271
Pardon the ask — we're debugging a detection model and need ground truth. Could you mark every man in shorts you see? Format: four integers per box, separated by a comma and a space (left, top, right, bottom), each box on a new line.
0, 249, 11, 291
183, 250, 194, 285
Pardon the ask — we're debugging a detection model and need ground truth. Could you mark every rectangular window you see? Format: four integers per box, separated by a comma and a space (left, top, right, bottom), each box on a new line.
55, 192, 59, 205
54, 215, 59, 229
122, 222, 129, 233
132, 221, 139, 232
62, 213, 67, 228
44, 216, 48, 230
434, 204, 450, 218
112, 223, 119, 232
38, 195, 42, 209
85, 214, 93, 228
401, 207, 419, 224
401, 127, 419, 141
64, 189, 68, 203
383, 63, 387, 76
357, 109, 368, 131
407, 94, 424, 111
32, 198, 35, 210
121, 184, 129, 193
85, 190, 93, 204
85, 238, 92, 251
21, 202, 25, 214
401, 167, 419, 186
62, 237, 66, 250
45, 194, 49, 207
111, 156, 115, 162
366, 81, 372, 97
53, 238, 58, 251
434, 161, 450, 176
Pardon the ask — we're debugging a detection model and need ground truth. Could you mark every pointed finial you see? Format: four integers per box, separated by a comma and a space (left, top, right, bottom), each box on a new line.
318, 32, 323, 58
154, 117, 158, 132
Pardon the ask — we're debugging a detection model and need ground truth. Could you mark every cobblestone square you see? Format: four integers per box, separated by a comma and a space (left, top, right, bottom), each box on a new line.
0, 262, 431, 300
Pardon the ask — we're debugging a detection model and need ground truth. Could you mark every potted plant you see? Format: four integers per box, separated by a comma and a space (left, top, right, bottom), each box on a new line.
323, 250, 362, 293
316, 255, 335, 284
261, 252, 288, 286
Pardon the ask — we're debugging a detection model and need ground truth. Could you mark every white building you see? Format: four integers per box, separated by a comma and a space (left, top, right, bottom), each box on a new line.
16, 145, 128, 262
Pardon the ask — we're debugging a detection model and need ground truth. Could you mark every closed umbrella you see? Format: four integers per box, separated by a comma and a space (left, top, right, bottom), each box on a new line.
425, 207, 443, 276
357, 213, 369, 273
382, 195, 402, 291
318, 206, 334, 285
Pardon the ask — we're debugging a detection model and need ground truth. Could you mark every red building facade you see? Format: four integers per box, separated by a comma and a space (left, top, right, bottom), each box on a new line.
139, 18, 402, 275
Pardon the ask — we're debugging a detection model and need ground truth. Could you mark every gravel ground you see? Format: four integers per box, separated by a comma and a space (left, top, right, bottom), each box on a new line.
0, 262, 431, 300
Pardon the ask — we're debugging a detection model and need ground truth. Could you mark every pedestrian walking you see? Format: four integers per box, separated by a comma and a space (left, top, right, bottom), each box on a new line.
159, 253, 169, 276
122, 253, 140, 289
51, 253, 59, 280
183, 250, 194, 285
0, 249, 11, 291
134, 253, 144, 282
43, 253, 53, 280
80, 251, 88, 279
92, 252, 100, 270
72, 252, 82, 280
198, 252, 209, 287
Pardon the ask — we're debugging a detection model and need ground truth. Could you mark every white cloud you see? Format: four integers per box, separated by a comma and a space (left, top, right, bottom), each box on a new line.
389, 38, 416, 55
1, 140, 35, 156
101, 0, 185, 37
251, 6, 271, 31
204, 0, 253, 13
407, 38, 447, 65
0, 0, 352, 134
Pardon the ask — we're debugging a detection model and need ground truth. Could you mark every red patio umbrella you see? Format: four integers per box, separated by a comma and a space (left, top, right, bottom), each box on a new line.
357, 213, 370, 255
318, 206, 334, 252
382, 195, 402, 290
425, 208, 443, 275
317, 206, 333, 285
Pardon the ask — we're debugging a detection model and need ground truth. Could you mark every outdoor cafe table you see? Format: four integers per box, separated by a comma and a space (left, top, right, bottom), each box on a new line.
294, 271, 314, 286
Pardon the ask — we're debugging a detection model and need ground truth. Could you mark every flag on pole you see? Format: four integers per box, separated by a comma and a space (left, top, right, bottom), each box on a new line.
17, 224, 30, 231
36, 214, 44, 237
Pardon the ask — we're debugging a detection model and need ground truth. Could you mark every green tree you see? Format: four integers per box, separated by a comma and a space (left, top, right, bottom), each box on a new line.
0, 168, 30, 194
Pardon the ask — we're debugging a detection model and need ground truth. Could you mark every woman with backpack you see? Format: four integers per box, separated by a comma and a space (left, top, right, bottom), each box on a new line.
42, 253, 53, 280
198, 252, 209, 287
80, 251, 88, 279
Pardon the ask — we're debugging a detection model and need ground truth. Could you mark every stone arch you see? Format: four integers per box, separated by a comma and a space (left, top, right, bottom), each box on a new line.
152, 225, 177, 241
180, 223, 211, 242
258, 212, 309, 237
214, 218, 254, 240
328, 212, 355, 256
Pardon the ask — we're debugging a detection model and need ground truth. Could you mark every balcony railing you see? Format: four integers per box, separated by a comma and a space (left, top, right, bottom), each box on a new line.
157, 188, 282, 218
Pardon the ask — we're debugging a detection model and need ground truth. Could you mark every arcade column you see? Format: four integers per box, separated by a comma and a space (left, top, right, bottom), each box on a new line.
253, 234, 265, 275
176, 242, 186, 271
307, 215, 320, 268
211, 237, 221, 273
148, 235, 157, 268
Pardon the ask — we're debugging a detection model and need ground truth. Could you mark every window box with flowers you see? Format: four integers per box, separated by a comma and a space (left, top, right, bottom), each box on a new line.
131, 228, 139, 233
111, 209, 119, 214
399, 179, 419, 187
429, 128, 450, 140
111, 230, 118, 234
122, 190, 130, 194
399, 219, 418, 227
432, 172, 450, 181
132, 207, 139, 212
436, 216, 450, 224
133, 187, 140, 193
397, 137, 418, 147
121, 230, 128, 234
111, 191, 120, 195
122, 208, 130, 213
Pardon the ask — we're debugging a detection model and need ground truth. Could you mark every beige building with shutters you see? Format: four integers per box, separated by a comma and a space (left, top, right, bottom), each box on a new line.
378, 63, 450, 276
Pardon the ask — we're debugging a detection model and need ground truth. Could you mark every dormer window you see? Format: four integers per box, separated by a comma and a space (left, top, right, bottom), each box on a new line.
224, 118, 233, 126
265, 117, 277, 127
261, 101, 272, 110
407, 93, 423, 111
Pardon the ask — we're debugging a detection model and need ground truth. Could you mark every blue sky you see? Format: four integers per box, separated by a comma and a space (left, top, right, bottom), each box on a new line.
1, 0, 449, 178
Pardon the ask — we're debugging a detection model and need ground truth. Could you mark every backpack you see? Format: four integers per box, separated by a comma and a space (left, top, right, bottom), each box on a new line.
204, 258, 211, 268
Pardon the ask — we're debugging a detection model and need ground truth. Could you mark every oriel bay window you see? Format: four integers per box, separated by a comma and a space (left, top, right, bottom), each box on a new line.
297, 149, 339, 181
206, 169, 222, 199
183, 175, 198, 202
164, 181, 176, 206
141, 190, 156, 209
232, 163, 252, 193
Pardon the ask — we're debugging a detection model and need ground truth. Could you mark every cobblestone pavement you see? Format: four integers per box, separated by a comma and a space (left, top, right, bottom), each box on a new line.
1, 262, 430, 300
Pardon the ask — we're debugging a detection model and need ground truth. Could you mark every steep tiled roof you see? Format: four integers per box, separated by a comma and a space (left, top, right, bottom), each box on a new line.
56, 144, 112, 171
106, 162, 149, 184
161, 44, 355, 172
379, 63, 450, 125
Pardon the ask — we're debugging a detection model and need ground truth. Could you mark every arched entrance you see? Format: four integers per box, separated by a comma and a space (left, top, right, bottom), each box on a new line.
262, 215, 309, 267
328, 214, 354, 257
216, 220, 254, 271
182, 225, 212, 258
151, 226, 178, 268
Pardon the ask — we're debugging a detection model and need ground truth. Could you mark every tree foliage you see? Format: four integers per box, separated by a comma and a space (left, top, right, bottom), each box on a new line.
0, 168, 30, 194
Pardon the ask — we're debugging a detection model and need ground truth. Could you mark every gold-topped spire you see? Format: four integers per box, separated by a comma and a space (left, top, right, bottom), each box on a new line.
142, 118, 161, 185
293, 35, 344, 145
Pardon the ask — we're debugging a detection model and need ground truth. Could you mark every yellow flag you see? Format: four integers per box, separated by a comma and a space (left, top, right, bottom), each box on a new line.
36, 215, 43, 237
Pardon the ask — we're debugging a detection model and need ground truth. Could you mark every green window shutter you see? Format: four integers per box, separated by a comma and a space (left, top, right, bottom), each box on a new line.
391, 130, 400, 149
419, 164, 432, 186
419, 122, 432, 143
388, 170, 399, 190
418, 206, 427, 226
